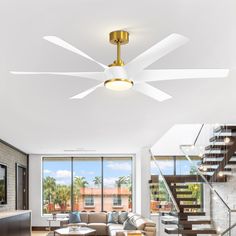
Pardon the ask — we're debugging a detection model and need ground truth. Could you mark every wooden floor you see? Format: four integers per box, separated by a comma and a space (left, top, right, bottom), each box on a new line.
32, 232, 48, 236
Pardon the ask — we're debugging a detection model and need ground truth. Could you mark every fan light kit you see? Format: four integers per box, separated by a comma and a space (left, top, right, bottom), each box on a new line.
10, 30, 229, 101
104, 31, 133, 91
104, 78, 133, 91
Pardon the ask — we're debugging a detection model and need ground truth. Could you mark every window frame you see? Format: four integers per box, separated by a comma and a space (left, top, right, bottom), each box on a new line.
112, 195, 122, 207
84, 195, 95, 207
42, 156, 133, 215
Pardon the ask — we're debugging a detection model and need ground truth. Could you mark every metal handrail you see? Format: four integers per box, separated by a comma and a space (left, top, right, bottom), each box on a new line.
180, 124, 231, 211
180, 124, 233, 235
220, 222, 236, 236
149, 149, 180, 213
193, 124, 205, 146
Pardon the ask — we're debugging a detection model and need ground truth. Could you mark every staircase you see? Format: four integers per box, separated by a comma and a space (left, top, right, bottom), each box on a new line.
200, 125, 236, 182
155, 175, 217, 236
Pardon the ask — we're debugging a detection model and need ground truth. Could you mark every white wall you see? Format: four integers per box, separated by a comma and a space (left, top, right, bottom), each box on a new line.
29, 154, 45, 226
151, 124, 212, 156
29, 149, 151, 226
135, 147, 151, 218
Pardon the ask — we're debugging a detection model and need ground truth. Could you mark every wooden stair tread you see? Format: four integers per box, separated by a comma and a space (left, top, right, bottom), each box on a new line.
179, 204, 201, 209
202, 168, 232, 172
165, 175, 204, 183
176, 197, 197, 201
179, 219, 212, 225
214, 125, 236, 133
162, 219, 211, 225
210, 136, 235, 142
165, 227, 217, 234
161, 219, 178, 225
205, 145, 227, 150
176, 191, 193, 195
172, 185, 189, 189
203, 153, 226, 158
170, 212, 206, 216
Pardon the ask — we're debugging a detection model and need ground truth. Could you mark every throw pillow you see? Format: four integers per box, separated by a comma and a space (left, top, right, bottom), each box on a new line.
69, 212, 81, 223
123, 217, 137, 230
118, 211, 128, 224
108, 211, 119, 224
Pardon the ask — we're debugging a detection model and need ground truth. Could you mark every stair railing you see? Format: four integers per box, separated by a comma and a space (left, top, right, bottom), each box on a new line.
180, 145, 231, 212
220, 221, 236, 236
180, 124, 232, 236
150, 149, 180, 213
150, 150, 181, 236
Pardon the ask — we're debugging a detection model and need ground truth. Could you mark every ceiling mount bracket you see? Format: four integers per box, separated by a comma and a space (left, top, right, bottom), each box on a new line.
109, 30, 129, 67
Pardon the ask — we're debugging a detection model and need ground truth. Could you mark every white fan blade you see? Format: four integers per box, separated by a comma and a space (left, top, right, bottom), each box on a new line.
70, 83, 103, 99
44, 36, 107, 69
10, 71, 106, 81
125, 34, 189, 77
133, 83, 172, 102
134, 69, 229, 82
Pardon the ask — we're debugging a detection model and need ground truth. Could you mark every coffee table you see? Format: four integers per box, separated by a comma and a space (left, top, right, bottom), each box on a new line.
54, 226, 96, 236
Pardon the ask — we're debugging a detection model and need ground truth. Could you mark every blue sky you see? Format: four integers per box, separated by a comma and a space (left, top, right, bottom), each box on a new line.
151, 159, 200, 175
43, 159, 132, 187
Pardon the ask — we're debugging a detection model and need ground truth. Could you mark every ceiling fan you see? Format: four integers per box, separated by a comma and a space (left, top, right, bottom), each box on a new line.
10, 30, 229, 101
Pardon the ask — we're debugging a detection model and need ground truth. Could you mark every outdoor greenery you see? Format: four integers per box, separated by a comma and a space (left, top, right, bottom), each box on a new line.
150, 164, 203, 213
43, 176, 71, 213
0, 180, 5, 202
43, 175, 132, 213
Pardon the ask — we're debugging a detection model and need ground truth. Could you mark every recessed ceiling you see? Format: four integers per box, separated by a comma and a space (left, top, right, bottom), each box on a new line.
0, 0, 236, 154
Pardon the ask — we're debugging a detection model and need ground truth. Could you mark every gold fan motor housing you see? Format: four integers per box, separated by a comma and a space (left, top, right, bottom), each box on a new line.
109, 30, 129, 45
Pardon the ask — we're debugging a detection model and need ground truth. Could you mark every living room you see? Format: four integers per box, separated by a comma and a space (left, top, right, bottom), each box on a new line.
0, 0, 236, 236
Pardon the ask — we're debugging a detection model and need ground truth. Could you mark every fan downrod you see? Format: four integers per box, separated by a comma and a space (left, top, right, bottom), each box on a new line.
109, 30, 129, 67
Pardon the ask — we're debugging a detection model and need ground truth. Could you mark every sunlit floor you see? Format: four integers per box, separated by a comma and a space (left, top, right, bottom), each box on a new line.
32, 232, 48, 236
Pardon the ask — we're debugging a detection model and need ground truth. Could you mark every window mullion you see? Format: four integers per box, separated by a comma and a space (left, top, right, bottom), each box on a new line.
101, 157, 104, 212
71, 157, 74, 212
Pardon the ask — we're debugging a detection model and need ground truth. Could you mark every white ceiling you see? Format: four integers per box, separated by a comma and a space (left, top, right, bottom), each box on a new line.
0, 0, 236, 154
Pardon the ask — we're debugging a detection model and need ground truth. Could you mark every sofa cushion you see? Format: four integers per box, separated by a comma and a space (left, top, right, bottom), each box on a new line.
69, 212, 81, 223
108, 223, 124, 231
127, 213, 146, 230
108, 223, 124, 236
123, 218, 137, 230
108, 212, 119, 224
88, 223, 107, 235
89, 212, 107, 223
80, 212, 89, 223
118, 212, 128, 224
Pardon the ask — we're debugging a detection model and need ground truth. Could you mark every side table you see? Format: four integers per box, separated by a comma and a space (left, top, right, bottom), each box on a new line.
47, 217, 69, 231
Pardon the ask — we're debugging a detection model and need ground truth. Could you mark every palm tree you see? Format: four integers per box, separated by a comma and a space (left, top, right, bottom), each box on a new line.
73, 176, 88, 209
116, 176, 128, 188
126, 175, 132, 192
55, 185, 71, 212
115, 176, 129, 200
93, 176, 101, 188
125, 175, 132, 208
43, 176, 56, 212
